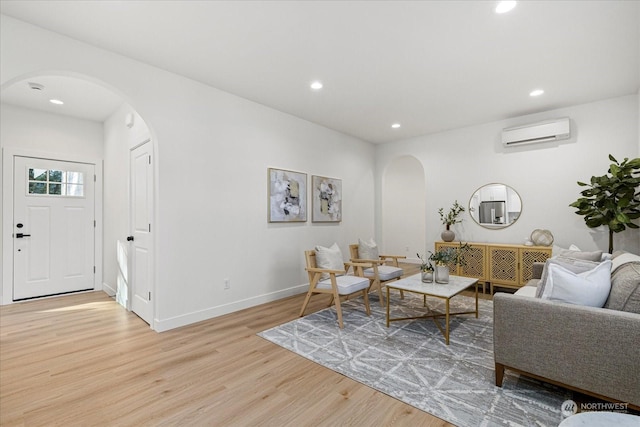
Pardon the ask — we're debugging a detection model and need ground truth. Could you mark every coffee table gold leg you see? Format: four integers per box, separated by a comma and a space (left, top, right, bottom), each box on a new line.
445, 298, 450, 345
386, 286, 390, 327
475, 282, 479, 318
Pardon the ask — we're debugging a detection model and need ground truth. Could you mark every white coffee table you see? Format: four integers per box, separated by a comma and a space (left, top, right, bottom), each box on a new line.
386, 274, 479, 345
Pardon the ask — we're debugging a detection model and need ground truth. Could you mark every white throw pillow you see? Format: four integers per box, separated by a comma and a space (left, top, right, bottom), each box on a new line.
541, 260, 612, 307
315, 243, 344, 280
535, 257, 601, 298
358, 238, 379, 261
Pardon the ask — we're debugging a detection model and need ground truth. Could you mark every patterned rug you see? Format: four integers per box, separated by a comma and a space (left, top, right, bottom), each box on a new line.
258, 293, 572, 427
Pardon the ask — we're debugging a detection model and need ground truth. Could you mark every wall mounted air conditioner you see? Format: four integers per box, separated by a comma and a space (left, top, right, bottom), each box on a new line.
502, 117, 570, 147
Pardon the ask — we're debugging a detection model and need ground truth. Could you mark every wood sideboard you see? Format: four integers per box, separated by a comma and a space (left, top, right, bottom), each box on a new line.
434, 241, 552, 294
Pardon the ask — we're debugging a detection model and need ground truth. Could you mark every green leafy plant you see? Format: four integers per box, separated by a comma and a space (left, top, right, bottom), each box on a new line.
569, 154, 640, 253
439, 200, 465, 230
428, 243, 471, 266
416, 253, 434, 272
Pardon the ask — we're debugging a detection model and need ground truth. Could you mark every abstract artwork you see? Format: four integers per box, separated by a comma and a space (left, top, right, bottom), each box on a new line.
312, 175, 342, 222
268, 168, 307, 222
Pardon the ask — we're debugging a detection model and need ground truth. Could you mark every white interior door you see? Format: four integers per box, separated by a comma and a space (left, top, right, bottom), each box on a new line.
13, 156, 95, 300
130, 142, 153, 325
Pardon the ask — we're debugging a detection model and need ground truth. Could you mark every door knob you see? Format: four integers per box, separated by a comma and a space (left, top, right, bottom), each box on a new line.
127, 236, 134, 242
15, 233, 31, 238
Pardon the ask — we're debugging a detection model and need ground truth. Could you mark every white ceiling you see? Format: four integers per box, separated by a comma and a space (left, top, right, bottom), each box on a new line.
1, 1, 638, 143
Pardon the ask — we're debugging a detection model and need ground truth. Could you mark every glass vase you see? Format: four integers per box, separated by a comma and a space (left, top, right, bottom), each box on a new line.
435, 265, 450, 284
421, 270, 433, 283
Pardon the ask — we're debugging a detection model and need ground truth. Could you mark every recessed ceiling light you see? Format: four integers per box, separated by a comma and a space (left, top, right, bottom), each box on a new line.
310, 81, 323, 90
391, 123, 401, 129
49, 99, 64, 105
529, 89, 544, 97
495, 1, 517, 14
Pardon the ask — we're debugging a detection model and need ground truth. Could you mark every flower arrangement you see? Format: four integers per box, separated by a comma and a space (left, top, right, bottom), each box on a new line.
439, 200, 465, 230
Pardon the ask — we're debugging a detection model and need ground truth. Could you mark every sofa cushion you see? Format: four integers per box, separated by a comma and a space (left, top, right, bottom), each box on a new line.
514, 285, 537, 297
535, 257, 601, 298
540, 260, 611, 307
604, 261, 640, 314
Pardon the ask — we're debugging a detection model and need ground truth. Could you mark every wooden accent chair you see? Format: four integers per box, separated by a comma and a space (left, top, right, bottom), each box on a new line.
349, 242, 405, 306
299, 249, 371, 329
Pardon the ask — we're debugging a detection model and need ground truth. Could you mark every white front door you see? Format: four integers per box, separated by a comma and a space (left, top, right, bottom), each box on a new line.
13, 156, 95, 300
130, 142, 153, 325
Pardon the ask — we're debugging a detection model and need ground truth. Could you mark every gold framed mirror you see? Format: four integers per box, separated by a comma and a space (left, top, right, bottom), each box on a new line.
469, 183, 522, 229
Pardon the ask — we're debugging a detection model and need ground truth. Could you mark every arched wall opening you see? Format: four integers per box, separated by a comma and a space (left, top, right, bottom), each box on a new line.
1, 71, 156, 326
381, 155, 426, 263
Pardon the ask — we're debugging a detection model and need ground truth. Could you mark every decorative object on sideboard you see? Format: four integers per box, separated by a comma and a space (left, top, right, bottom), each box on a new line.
439, 200, 465, 242
530, 229, 554, 246
569, 154, 640, 254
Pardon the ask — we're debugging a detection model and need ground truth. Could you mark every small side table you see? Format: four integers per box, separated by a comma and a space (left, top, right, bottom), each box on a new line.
559, 411, 639, 427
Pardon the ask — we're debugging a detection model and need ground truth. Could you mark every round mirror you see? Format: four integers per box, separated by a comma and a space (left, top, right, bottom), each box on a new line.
469, 183, 522, 229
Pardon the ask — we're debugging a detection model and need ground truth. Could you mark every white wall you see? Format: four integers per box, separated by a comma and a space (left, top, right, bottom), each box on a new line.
1, 15, 376, 330
0, 103, 104, 304
102, 105, 150, 297
0, 103, 104, 157
377, 94, 640, 255
382, 156, 425, 260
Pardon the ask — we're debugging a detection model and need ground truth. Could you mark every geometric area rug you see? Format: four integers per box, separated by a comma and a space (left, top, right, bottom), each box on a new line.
258, 293, 572, 427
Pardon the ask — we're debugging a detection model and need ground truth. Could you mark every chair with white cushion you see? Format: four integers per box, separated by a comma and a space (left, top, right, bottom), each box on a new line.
349, 238, 405, 306
299, 243, 371, 328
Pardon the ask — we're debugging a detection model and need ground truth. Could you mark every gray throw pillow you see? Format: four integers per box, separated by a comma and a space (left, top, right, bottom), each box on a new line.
604, 262, 640, 313
535, 256, 601, 298
557, 249, 603, 262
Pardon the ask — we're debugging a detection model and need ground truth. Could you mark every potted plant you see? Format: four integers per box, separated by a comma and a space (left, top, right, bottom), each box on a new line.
439, 200, 465, 242
417, 253, 434, 282
569, 155, 640, 253
428, 243, 470, 283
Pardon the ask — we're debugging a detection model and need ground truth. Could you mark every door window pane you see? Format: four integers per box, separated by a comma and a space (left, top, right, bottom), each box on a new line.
49, 183, 62, 195
49, 170, 63, 182
29, 168, 47, 181
29, 182, 47, 194
66, 184, 83, 197
66, 171, 84, 184
28, 167, 85, 197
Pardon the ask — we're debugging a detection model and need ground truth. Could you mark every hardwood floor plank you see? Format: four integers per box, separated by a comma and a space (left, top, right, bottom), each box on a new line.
1, 265, 454, 426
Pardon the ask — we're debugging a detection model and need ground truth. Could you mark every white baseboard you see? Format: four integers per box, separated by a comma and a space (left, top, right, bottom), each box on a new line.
102, 282, 116, 297
153, 283, 308, 332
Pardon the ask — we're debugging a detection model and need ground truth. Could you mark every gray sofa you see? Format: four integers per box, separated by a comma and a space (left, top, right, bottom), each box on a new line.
493, 251, 640, 409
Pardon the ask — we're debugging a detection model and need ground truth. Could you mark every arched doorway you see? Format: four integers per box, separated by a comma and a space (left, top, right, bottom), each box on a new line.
381, 156, 426, 261
1, 72, 155, 326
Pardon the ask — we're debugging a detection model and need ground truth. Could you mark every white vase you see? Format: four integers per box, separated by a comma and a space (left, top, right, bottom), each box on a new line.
435, 265, 449, 284
441, 229, 455, 242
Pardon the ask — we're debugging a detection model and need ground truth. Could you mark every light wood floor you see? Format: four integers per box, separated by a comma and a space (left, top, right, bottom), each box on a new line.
1, 264, 465, 426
